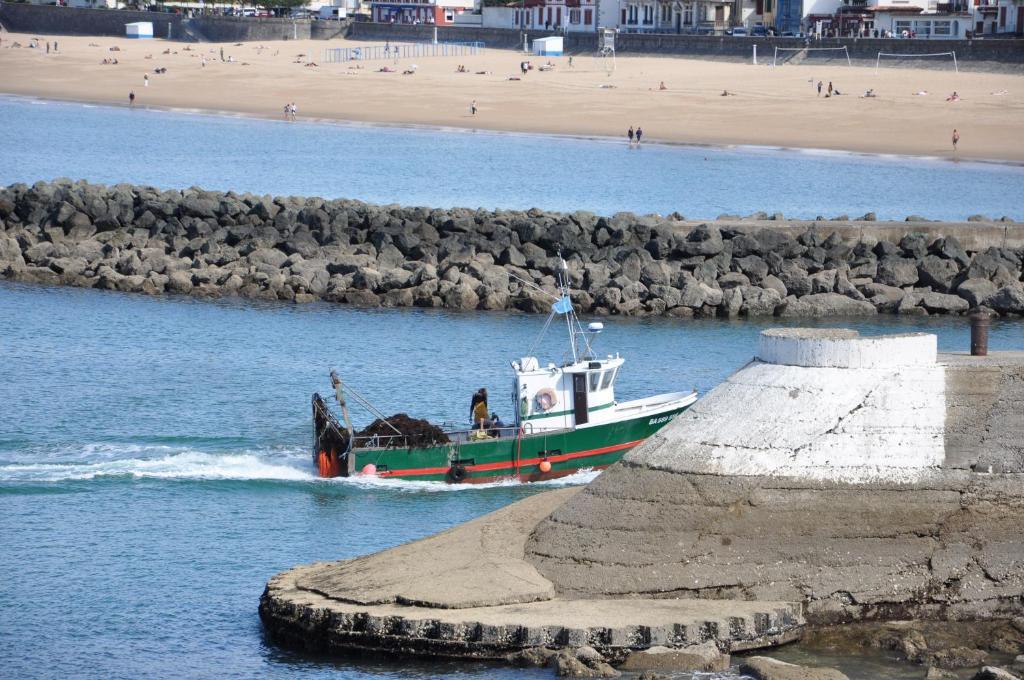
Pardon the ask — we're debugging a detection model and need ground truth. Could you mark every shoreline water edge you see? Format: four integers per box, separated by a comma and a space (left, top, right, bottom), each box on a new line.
3, 180, 1022, 319
8, 93, 1024, 169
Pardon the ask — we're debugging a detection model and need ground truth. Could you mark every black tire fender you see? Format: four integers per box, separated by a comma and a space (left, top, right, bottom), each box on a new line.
448, 464, 468, 483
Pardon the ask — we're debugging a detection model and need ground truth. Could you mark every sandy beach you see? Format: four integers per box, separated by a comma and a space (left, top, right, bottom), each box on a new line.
1, 31, 1023, 161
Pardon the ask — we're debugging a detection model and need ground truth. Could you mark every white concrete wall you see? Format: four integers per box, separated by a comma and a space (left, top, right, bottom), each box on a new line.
628, 329, 947, 483
482, 6, 518, 29
803, 0, 841, 18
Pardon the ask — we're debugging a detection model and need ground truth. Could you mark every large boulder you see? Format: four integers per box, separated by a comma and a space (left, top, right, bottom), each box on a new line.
918, 255, 961, 293
777, 293, 877, 318
957, 278, 998, 308
678, 224, 724, 257
619, 642, 728, 672
983, 284, 1024, 314
920, 292, 970, 315
876, 257, 919, 287
740, 285, 782, 316
740, 657, 849, 680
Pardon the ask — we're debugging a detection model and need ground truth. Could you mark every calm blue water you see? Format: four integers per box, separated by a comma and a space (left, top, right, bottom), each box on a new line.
1, 95, 1023, 221
2, 281, 1023, 679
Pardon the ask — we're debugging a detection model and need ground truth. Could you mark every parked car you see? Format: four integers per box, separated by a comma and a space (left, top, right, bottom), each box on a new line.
728, 27, 749, 37
751, 24, 767, 36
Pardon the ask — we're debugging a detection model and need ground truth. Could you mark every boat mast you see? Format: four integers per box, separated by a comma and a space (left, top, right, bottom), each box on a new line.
559, 257, 579, 364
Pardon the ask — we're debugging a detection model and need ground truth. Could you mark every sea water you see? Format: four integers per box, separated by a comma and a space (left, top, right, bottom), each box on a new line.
1, 95, 1023, 221
2, 281, 1023, 679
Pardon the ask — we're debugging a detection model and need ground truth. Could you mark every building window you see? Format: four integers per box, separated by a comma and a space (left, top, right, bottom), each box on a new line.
933, 19, 951, 33
765, 0, 772, 12
584, 8, 593, 23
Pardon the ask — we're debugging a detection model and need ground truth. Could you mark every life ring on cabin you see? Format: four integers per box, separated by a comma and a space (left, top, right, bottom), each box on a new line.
535, 388, 558, 412
448, 464, 468, 483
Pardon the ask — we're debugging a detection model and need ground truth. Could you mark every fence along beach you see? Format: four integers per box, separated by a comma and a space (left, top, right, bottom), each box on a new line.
0, 33, 1022, 161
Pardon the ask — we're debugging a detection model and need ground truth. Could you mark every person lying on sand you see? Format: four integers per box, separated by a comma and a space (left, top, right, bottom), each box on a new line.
946, 91, 960, 101
507, 76, 521, 81
913, 90, 928, 96
862, 89, 876, 98
991, 89, 1008, 96
475, 71, 489, 75
721, 89, 733, 96
379, 66, 396, 72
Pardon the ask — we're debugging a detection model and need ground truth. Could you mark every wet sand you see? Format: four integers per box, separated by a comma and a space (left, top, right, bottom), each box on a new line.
1, 32, 1023, 161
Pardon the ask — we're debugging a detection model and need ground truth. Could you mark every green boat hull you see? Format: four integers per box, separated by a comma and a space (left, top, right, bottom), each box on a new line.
312, 395, 692, 483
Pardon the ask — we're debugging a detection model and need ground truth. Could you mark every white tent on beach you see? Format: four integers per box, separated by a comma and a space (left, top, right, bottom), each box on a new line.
532, 36, 563, 57
125, 22, 154, 39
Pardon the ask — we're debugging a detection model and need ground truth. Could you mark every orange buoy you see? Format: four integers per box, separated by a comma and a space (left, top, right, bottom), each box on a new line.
361, 463, 377, 476
539, 460, 552, 473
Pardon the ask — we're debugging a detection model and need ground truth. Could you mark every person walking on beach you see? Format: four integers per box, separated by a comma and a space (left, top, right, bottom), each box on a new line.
202, 55, 207, 68
128, 90, 135, 107
46, 41, 50, 54
54, 41, 58, 52
817, 80, 822, 96
470, 99, 477, 116
827, 81, 833, 97
220, 47, 224, 61
627, 126, 634, 145
283, 102, 290, 120
952, 128, 960, 152
635, 126, 643, 145
289, 102, 297, 121
569, 55, 574, 69
144, 74, 148, 87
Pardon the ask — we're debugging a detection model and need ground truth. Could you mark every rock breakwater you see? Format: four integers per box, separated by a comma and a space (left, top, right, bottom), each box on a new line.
2, 180, 1023, 318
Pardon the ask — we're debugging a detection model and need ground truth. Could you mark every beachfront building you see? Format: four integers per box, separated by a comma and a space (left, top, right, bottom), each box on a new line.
482, 0, 599, 32
866, 5, 972, 37
773, 0, 1012, 35
615, 0, 744, 32
969, 0, 1022, 35
371, 0, 474, 24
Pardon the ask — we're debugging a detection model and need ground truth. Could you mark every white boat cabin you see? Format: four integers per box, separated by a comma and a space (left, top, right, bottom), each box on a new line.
513, 354, 624, 432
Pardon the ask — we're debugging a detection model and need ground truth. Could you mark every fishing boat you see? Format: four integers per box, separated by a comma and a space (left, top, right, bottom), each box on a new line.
312, 259, 697, 484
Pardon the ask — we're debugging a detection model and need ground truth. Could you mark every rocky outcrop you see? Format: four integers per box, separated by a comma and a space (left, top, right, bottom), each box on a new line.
2, 181, 1023, 318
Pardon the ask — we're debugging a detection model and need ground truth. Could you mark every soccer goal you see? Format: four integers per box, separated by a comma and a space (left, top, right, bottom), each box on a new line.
875, 51, 958, 74
772, 45, 851, 67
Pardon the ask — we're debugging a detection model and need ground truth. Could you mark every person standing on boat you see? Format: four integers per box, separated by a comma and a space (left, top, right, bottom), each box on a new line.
470, 388, 488, 429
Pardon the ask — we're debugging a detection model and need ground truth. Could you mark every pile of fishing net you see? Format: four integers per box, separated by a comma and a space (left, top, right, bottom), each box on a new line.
356, 414, 450, 448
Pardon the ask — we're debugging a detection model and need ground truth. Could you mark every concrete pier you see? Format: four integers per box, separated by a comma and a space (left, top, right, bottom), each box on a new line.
261, 329, 1023, 668
259, 488, 804, 660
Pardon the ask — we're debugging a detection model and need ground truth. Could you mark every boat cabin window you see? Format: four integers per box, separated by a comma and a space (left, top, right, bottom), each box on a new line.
588, 371, 601, 392
600, 367, 616, 390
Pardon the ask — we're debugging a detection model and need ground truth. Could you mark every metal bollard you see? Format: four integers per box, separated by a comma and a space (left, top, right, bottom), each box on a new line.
970, 312, 990, 356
